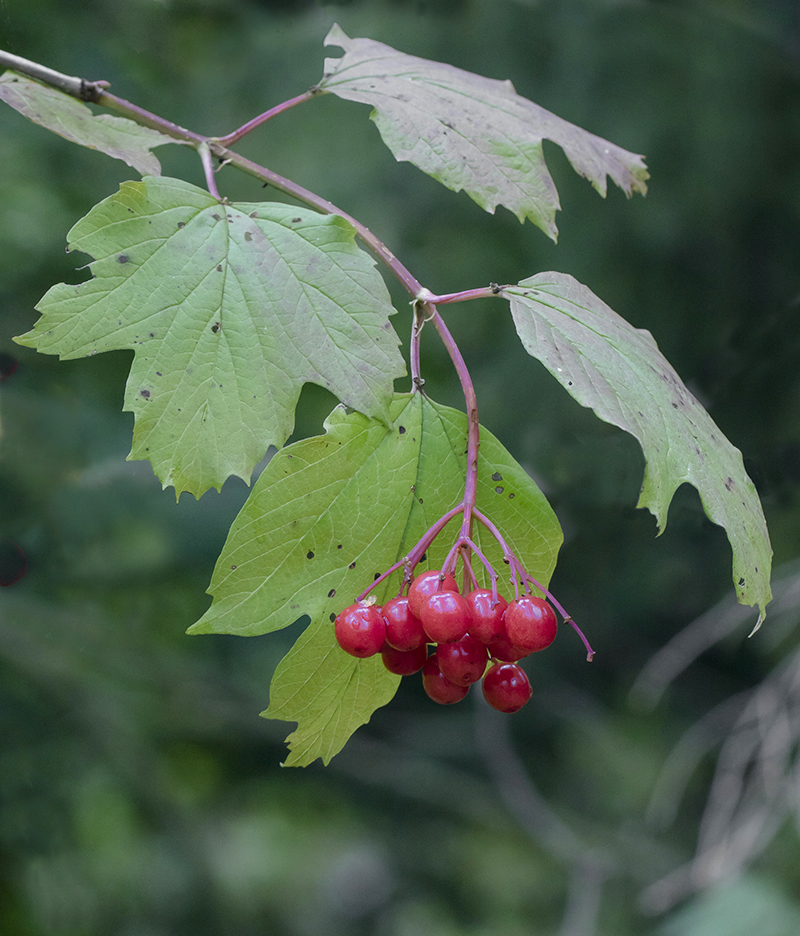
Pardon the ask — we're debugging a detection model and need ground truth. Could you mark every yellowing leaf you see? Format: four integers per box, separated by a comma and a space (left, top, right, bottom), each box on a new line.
320, 24, 648, 240
0, 71, 185, 174
505, 272, 772, 622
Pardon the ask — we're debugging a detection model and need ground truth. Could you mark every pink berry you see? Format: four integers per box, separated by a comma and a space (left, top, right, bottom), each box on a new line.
437, 633, 488, 686
421, 652, 469, 705
334, 603, 386, 658
382, 596, 427, 651
420, 590, 470, 643
503, 596, 558, 654
482, 662, 532, 713
407, 569, 458, 619
466, 589, 508, 644
381, 643, 428, 676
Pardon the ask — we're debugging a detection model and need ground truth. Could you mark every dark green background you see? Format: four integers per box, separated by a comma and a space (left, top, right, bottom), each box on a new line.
1, 1, 799, 933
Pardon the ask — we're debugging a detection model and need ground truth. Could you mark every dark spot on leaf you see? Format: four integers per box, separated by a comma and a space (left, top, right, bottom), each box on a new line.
211, 323, 220, 334
216, 264, 223, 272
348, 561, 356, 570
495, 486, 504, 494
0, 539, 27, 586
418, 497, 424, 504
306, 551, 315, 559
292, 217, 302, 223
140, 389, 150, 398
672, 403, 678, 408
492, 472, 502, 482
337, 544, 343, 550
421, 552, 427, 562
509, 493, 515, 499
330, 613, 336, 622
156, 371, 162, 377
374, 573, 381, 581
399, 425, 406, 434
0, 353, 19, 381
231, 565, 237, 570
177, 222, 185, 228
244, 232, 252, 242
149, 333, 154, 338
212, 213, 221, 221
117, 255, 129, 263
328, 589, 336, 598
725, 477, 735, 491
738, 577, 746, 586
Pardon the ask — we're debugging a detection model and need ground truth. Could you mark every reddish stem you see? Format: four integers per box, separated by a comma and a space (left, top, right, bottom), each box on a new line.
215, 89, 318, 147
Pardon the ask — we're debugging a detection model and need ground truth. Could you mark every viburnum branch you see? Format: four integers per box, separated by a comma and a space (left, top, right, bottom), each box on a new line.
215, 88, 320, 147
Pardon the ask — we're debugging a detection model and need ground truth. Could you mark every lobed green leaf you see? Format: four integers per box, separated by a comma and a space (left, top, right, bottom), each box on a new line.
504, 272, 772, 624
319, 24, 648, 240
15, 176, 404, 498
190, 392, 562, 765
0, 71, 185, 174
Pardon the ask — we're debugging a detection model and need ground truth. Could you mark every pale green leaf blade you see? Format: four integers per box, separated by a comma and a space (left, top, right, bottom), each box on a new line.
14, 176, 404, 497
504, 272, 772, 621
0, 71, 185, 174
319, 24, 648, 240
190, 392, 561, 765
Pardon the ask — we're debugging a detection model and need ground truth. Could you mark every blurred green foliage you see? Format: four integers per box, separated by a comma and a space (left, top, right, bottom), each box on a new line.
1, 0, 799, 933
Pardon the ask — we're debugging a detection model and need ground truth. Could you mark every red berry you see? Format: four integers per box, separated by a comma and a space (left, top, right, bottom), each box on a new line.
407, 569, 458, 619
381, 596, 427, 651
421, 653, 469, 705
334, 603, 386, 658
482, 663, 532, 713
382, 643, 428, 676
437, 633, 488, 686
420, 590, 470, 643
503, 596, 558, 654
466, 589, 508, 644
486, 633, 529, 663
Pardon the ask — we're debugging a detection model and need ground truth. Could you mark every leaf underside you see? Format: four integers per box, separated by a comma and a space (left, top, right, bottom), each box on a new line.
0, 71, 184, 175
504, 273, 772, 622
319, 24, 649, 241
189, 392, 562, 766
15, 176, 404, 498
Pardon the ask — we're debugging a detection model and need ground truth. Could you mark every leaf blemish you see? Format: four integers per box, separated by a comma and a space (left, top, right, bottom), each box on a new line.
117, 255, 129, 263
177, 222, 185, 228
725, 477, 735, 491
140, 389, 150, 398
328, 589, 336, 598
492, 472, 502, 481
399, 425, 406, 434
348, 561, 356, 569
329, 613, 336, 622
306, 551, 315, 559
495, 486, 504, 494
244, 232, 253, 241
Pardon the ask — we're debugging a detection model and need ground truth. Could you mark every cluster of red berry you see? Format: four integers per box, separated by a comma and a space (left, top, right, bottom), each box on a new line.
334, 570, 558, 713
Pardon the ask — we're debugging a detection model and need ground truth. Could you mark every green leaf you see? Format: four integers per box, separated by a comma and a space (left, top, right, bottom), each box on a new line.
319, 24, 648, 241
504, 272, 772, 623
190, 392, 562, 765
15, 176, 404, 498
0, 71, 185, 174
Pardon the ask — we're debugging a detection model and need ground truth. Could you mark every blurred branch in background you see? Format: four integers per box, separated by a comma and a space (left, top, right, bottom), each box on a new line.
634, 562, 800, 914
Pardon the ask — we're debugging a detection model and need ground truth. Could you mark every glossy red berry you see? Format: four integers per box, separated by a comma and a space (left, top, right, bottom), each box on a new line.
437, 633, 488, 686
482, 662, 532, 713
503, 596, 558, 654
381, 643, 428, 676
421, 653, 469, 705
485, 633, 529, 663
420, 590, 470, 643
407, 569, 458, 619
381, 596, 427, 651
466, 589, 508, 644
334, 603, 386, 658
